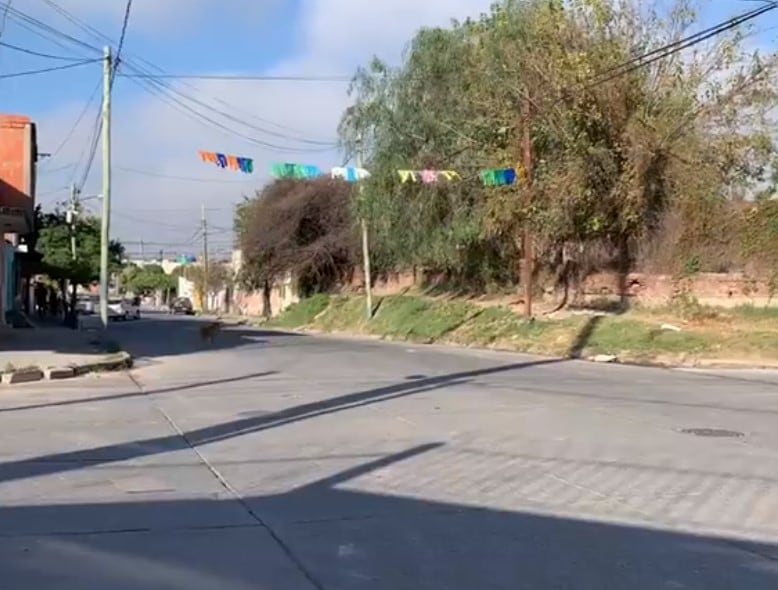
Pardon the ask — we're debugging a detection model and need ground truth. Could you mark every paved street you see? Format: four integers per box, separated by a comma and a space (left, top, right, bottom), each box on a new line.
1, 313, 778, 589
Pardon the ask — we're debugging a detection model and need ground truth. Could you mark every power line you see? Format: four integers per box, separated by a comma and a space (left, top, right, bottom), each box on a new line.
115, 166, 259, 184
122, 70, 339, 153
38, 162, 76, 174
112, 210, 204, 231
0, 0, 12, 39
41, 77, 102, 166
0, 58, 99, 78
72, 0, 132, 193
0, 39, 87, 60
118, 73, 354, 82
114, 206, 235, 212
441, 1, 778, 158
110, 0, 132, 88
35, 0, 339, 148
119, 60, 339, 151
582, 1, 778, 90
3, 5, 101, 54
3, 15, 92, 58
73, 98, 103, 191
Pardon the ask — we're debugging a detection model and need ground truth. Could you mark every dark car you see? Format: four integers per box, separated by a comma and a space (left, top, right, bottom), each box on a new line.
169, 297, 194, 315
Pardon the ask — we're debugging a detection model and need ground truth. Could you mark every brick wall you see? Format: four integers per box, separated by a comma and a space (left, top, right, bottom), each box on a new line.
355, 268, 777, 308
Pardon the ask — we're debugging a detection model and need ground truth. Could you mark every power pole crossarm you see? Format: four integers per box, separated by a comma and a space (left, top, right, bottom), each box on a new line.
99, 45, 112, 329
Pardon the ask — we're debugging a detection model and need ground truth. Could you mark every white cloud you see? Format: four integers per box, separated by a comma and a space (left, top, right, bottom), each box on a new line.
34, 0, 494, 257
25, 0, 274, 34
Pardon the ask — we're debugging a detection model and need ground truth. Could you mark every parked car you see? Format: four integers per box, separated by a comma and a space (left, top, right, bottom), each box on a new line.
107, 296, 141, 321
75, 294, 97, 315
169, 297, 194, 315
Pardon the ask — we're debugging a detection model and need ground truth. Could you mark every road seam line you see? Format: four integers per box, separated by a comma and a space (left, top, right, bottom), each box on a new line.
127, 372, 327, 590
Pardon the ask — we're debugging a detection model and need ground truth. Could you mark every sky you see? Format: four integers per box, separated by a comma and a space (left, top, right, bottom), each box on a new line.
1, 0, 776, 261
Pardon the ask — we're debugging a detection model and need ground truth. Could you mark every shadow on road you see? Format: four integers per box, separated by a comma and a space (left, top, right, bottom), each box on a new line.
0, 371, 278, 415
0, 312, 298, 364
2, 343, 777, 486
113, 313, 300, 360
0, 443, 776, 589
0, 357, 563, 484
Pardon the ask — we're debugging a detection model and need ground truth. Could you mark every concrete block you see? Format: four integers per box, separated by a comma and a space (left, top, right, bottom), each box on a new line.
591, 354, 618, 363
44, 366, 75, 380
72, 351, 133, 376
2, 367, 44, 385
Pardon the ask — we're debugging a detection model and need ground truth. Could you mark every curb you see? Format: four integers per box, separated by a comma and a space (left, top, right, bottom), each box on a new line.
254, 323, 778, 372
1, 351, 134, 386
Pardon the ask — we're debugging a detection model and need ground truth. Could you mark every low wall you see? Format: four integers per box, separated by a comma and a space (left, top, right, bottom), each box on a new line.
356, 269, 777, 308
233, 273, 300, 317
234, 269, 775, 312
579, 272, 776, 308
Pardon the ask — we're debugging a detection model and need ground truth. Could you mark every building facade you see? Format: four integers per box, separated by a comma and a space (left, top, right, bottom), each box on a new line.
0, 114, 37, 324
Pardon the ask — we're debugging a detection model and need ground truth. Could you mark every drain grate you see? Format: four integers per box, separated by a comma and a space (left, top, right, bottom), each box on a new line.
680, 428, 744, 438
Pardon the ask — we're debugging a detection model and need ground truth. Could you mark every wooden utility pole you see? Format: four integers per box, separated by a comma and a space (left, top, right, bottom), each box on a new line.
201, 203, 209, 313
521, 95, 534, 318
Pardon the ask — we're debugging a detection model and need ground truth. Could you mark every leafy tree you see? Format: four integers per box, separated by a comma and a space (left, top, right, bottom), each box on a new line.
36, 209, 124, 323
339, 0, 778, 293
122, 264, 176, 300
236, 178, 358, 315
174, 262, 231, 304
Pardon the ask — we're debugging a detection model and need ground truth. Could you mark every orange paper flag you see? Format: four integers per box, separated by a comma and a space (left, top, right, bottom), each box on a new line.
199, 151, 217, 164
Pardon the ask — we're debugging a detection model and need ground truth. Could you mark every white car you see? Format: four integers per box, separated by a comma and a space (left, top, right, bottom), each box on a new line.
108, 297, 141, 321
75, 294, 97, 315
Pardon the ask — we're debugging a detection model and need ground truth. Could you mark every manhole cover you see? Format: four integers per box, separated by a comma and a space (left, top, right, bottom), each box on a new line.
680, 428, 744, 438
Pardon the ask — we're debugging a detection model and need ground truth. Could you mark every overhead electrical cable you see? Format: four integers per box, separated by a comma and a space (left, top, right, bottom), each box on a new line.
42, 77, 102, 166
0, 39, 88, 60
38, 0, 339, 148
74, 0, 133, 192
0, 58, 99, 78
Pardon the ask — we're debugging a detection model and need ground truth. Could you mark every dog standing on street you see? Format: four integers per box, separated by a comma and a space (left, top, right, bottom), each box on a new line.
199, 320, 222, 344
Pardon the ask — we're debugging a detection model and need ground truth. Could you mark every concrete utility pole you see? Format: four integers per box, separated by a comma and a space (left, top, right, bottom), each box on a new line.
68, 184, 78, 261
355, 133, 373, 320
201, 203, 209, 313
521, 95, 534, 318
99, 45, 112, 329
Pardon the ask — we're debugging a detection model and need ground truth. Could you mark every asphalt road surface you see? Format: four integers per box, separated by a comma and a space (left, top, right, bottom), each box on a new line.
1, 312, 778, 589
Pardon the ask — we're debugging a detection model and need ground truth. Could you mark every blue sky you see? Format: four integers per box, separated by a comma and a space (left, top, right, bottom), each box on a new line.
1, 0, 776, 259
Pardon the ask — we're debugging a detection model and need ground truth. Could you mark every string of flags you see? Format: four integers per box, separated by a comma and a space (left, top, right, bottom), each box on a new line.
270, 163, 323, 179
332, 166, 371, 182
198, 151, 525, 187
199, 151, 254, 173
271, 163, 525, 187
481, 168, 524, 186
397, 170, 460, 183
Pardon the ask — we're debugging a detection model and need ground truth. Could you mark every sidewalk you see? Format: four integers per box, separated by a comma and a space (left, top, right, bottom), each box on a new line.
0, 319, 112, 371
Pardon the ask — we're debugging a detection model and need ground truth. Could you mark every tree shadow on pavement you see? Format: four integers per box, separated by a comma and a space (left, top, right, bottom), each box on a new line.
0, 313, 299, 364
2, 342, 777, 486
0, 443, 776, 589
110, 313, 300, 360
0, 371, 278, 414
0, 356, 564, 484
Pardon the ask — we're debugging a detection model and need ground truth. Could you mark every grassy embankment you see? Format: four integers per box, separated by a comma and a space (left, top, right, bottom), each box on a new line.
256, 292, 778, 367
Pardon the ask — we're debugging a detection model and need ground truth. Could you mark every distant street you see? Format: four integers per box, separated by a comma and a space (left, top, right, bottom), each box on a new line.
1, 313, 778, 589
